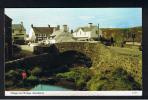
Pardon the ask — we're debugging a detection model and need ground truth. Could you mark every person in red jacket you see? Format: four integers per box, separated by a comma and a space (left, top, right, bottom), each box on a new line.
21, 70, 27, 80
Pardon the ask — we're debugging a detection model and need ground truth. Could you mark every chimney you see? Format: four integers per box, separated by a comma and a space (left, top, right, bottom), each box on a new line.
48, 24, 50, 28
63, 25, 68, 32
71, 29, 73, 34
57, 25, 60, 30
31, 24, 33, 28
88, 23, 93, 28
20, 22, 23, 31
21, 21, 23, 25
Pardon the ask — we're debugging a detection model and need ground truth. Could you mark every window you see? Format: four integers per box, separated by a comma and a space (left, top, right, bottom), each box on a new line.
14, 37, 19, 39
17, 34, 24, 35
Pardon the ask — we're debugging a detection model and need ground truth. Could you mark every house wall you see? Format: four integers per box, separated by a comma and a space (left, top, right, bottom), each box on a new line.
29, 28, 36, 42
36, 33, 47, 41
12, 29, 26, 41
90, 29, 98, 38
73, 29, 91, 38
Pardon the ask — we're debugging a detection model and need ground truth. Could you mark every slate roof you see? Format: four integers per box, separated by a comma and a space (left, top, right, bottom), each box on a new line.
12, 24, 26, 31
51, 30, 75, 43
74, 25, 102, 38
75, 26, 97, 32
32, 27, 54, 36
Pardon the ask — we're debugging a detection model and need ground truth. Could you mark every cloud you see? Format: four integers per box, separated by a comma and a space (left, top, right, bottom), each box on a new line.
79, 16, 95, 20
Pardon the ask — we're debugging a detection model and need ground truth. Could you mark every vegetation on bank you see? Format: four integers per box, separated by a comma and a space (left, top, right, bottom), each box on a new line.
56, 67, 141, 91
55, 42, 142, 91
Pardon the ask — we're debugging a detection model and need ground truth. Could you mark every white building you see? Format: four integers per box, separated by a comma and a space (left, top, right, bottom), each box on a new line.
28, 24, 55, 42
73, 23, 102, 41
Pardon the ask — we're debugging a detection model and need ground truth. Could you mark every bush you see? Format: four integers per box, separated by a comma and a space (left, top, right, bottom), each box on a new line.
26, 75, 39, 86
56, 67, 92, 90
5, 69, 23, 87
139, 45, 142, 51
5, 70, 19, 79
31, 67, 42, 76
87, 68, 142, 91
27, 75, 38, 81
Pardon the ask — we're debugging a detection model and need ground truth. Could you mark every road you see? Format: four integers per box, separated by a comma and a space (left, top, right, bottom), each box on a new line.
20, 45, 34, 52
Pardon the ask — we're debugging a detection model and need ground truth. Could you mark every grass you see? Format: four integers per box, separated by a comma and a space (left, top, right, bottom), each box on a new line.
108, 46, 142, 57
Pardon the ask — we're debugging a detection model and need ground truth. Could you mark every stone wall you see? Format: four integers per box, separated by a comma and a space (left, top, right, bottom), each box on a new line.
5, 53, 52, 72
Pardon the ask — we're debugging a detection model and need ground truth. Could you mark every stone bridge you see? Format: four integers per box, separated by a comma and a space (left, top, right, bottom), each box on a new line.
54, 42, 103, 57
53, 42, 141, 84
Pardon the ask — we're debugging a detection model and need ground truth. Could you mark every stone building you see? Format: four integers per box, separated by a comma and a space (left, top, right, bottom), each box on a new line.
12, 22, 26, 44
50, 25, 75, 43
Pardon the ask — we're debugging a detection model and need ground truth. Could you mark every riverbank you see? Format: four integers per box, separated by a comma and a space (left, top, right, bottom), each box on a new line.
6, 76, 77, 91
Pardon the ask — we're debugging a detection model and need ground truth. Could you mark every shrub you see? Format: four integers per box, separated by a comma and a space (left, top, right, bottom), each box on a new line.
27, 75, 38, 81
31, 67, 42, 76
139, 45, 142, 51
5, 70, 19, 80
56, 67, 92, 90
87, 67, 142, 91
26, 75, 39, 86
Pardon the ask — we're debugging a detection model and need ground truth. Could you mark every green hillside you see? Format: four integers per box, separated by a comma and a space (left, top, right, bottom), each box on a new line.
100, 26, 142, 44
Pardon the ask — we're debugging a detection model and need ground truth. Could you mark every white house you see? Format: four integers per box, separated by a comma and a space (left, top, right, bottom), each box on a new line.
73, 23, 102, 41
28, 24, 55, 42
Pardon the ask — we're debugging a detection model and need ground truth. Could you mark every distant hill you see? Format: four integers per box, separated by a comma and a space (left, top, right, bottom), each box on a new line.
100, 26, 142, 43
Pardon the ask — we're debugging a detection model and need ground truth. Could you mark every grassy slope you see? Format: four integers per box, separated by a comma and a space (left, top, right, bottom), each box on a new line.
56, 43, 142, 90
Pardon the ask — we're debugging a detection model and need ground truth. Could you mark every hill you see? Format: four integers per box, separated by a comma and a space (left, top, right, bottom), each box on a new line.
100, 26, 142, 44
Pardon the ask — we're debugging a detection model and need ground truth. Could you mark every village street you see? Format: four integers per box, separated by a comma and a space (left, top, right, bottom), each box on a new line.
20, 45, 34, 52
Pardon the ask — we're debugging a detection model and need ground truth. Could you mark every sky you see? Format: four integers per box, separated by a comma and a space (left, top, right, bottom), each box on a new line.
5, 8, 142, 34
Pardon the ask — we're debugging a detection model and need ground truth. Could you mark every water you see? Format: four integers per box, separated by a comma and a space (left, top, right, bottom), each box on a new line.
31, 84, 72, 91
